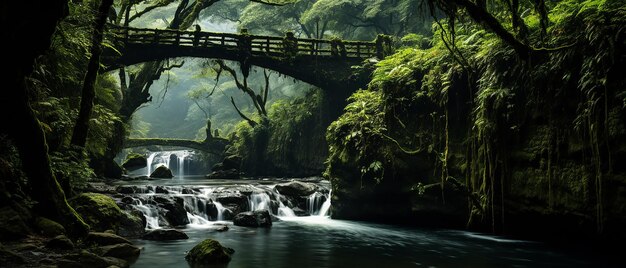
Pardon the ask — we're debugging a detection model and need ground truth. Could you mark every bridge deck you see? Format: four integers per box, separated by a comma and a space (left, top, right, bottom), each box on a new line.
108, 25, 388, 59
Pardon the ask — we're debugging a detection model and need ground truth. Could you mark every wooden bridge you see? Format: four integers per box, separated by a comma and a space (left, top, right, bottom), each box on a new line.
102, 25, 393, 90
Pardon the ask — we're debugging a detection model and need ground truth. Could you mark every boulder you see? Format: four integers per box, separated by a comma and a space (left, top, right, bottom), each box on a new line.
233, 210, 272, 227
117, 210, 145, 238
292, 207, 310, 217
121, 154, 147, 171
142, 229, 189, 241
85, 232, 132, 246
185, 239, 234, 265
149, 196, 189, 226
275, 181, 317, 196
69, 193, 143, 235
116, 186, 137, 194
35, 217, 65, 237
150, 166, 173, 178
99, 243, 141, 259
45, 235, 74, 250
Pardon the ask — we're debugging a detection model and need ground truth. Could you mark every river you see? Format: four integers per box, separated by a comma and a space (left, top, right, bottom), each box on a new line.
114, 175, 616, 268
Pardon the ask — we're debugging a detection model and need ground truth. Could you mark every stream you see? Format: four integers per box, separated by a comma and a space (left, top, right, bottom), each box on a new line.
112, 175, 615, 268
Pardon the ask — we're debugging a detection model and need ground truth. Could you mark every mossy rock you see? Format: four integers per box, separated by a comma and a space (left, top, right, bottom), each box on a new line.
185, 239, 234, 265
35, 217, 66, 237
122, 154, 147, 171
69, 193, 142, 235
150, 166, 173, 178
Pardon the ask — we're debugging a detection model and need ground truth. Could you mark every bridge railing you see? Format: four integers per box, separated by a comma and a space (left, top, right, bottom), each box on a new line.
108, 25, 388, 59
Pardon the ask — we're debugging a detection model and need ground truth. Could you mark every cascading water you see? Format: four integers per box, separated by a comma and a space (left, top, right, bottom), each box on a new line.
146, 152, 157, 176
143, 150, 193, 177
121, 181, 331, 230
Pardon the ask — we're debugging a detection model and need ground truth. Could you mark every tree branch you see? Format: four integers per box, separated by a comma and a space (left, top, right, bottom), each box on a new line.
231, 96, 257, 127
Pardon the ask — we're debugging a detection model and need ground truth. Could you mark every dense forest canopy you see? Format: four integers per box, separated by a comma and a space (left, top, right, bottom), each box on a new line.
0, 0, 625, 266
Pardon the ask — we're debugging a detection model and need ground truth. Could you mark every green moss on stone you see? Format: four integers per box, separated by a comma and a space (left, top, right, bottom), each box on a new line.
185, 239, 234, 265
35, 217, 66, 237
69, 193, 123, 232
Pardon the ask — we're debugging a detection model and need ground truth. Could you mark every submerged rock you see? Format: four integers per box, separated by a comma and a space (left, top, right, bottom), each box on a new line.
233, 210, 272, 227
150, 166, 173, 178
142, 229, 189, 241
185, 239, 234, 265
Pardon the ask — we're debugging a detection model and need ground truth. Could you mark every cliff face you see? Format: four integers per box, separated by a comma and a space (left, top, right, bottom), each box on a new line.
325, 1, 626, 242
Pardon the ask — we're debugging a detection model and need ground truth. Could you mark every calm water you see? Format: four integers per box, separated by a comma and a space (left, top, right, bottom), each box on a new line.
117, 176, 616, 268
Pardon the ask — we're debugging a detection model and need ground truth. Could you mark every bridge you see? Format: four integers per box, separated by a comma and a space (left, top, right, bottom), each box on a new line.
124, 136, 228, 155
102, 25, 393, 90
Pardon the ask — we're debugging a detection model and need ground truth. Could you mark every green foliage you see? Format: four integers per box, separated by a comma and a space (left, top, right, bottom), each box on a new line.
50, 147, 95, 189
326, 0, 626, 232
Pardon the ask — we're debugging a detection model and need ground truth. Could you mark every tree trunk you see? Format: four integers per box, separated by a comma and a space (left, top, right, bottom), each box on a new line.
6, 74, 90, 238
1, 0, 90, 238
71, 0, 115, 147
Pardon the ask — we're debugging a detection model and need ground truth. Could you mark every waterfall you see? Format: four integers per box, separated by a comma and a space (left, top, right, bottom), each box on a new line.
146, 152, 157, 176
249, 192, 271, 211
125, 181, 332, 230
144, 150, 193, 177
134, 199, 161, 229
318, 190, 331, 216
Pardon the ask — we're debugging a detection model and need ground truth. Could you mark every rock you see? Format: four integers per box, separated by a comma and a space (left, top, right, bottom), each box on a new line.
205, 169, 240, 179
142, 229, 188, 240
222, 155, 242, 170
275, 181, 317, 196
185, 239, 234, 265
0, 206, 30, 240
122, 154, 147, 171
150, 166, 173, 178
58, 250, 128, 268
35, 217, 65, 237
155, 186, 169, 194
117, 210, 145, 238
292, 207, 310, 217
121, 196, 134, 204
149, 196, 189, 226
85, 232, 132, 246
181, 188, 195, 195
211, 162, 224, 171
215, 225, 229, 232
233, 210, 272, 227
46, 235, 74, 250
116, 186, 137, 194
99, 243, 141, 259
70, 193, 141, 234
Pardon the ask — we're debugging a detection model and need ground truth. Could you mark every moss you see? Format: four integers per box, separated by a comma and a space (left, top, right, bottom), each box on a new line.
35, 217, 66, 237
185, 239, 234, 265
69, 193, 123, 232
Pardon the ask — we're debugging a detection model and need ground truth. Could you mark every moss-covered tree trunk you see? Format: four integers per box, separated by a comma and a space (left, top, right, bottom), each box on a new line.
71, 0, 115, 147
1, 0, 90, 237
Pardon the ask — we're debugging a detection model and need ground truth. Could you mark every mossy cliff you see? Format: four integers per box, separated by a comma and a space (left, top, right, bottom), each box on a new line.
325, 0, 626, 242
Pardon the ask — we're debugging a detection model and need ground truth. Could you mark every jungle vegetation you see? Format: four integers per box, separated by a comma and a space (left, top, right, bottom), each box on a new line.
0, 0, 625, 251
